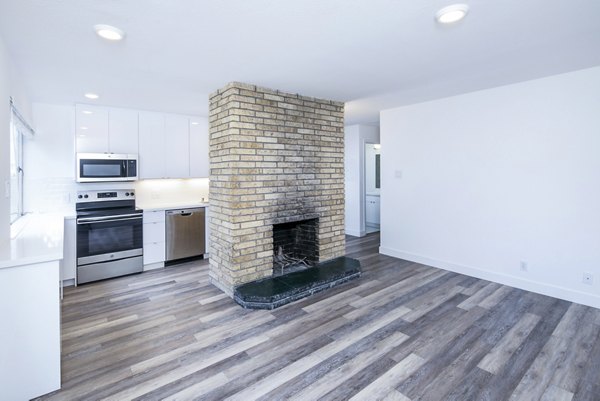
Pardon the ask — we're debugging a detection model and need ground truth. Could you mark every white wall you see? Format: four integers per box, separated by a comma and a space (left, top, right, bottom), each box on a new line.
0, 34, 31, 242
345, 124, 379, 237
24, 103, 76, 214
380, 66, 600, 308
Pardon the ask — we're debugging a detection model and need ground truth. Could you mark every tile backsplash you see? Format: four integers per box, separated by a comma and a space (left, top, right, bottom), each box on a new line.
134, 178, 209, 206
24, 177, 209, 215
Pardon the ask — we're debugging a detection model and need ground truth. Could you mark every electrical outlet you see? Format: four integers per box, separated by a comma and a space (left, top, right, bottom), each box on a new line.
394, 170, 403, 179
151, 191, 160, 200
582, 272, 594, 285
520, 261, 528, 272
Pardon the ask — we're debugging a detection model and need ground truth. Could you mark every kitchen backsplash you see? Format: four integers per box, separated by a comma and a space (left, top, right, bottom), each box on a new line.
24, 177, 78, 214
24, 177, 210, 214
134, 178, 209, 206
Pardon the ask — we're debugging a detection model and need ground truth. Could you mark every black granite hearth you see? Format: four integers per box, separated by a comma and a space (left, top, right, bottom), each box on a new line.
233, 257, 361, 309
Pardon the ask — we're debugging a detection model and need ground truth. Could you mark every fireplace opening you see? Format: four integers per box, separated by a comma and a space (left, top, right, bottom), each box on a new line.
273, 218, 319, 276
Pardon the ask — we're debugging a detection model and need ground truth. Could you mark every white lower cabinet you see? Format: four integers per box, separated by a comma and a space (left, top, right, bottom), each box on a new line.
143, 211, 166, 268
143, 242, 166, 266
366, 195, 381, 225
0, 260, 61, 400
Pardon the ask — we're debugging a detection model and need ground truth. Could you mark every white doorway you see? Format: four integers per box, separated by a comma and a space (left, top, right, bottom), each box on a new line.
364, 143, 380, 233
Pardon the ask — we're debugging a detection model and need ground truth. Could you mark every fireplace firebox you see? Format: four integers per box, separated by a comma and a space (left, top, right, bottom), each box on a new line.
272, 218, 319, 276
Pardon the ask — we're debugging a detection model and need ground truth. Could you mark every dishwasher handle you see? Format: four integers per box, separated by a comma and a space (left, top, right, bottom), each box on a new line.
166, 208, 204, 217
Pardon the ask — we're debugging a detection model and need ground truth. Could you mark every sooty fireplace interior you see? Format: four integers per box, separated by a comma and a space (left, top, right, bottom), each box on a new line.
273, 218, 319, 276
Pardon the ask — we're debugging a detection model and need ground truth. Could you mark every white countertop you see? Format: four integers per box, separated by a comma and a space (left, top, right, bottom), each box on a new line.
138, 201, 209, 212
0, 214, 64, 270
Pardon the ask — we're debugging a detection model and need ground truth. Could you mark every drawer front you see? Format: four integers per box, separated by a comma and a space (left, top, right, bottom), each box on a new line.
143, 222, 165, 244
143, 210, 165, 223
143, 241, 165, 265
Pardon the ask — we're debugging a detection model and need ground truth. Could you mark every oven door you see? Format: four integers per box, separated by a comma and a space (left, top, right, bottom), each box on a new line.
77, 214, 143, 266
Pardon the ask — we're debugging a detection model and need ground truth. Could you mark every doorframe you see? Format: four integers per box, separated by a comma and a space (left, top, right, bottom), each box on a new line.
361, 139, 379, 236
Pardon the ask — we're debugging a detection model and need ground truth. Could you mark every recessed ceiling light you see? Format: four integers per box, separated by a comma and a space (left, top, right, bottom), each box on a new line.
80, 126, 89, 130
94, 24, 125, 41
84, 93, 99, 100
191, 122, 199, 125
436, 4, 469, 24
82, 110, 93, 114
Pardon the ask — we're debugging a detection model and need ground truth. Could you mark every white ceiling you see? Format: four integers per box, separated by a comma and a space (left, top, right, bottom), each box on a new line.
1, 0, 599, 124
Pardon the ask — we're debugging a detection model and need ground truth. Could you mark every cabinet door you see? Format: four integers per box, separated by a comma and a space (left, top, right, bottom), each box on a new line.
373, 196, 380, 224
75, 105, 109, 153
143, 242, 166, 265
143, 221, 165, 244
165, 115, 190, 178
189, 117, 209, 178
138, 112, 166, 179
366, 196, 380, 225
108, 108, 139, 154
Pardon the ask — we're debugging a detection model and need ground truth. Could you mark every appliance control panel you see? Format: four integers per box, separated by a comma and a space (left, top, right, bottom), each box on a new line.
76, 189, 136, 203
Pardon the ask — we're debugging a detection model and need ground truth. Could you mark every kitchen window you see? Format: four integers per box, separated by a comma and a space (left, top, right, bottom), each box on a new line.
9, 98, 33, 224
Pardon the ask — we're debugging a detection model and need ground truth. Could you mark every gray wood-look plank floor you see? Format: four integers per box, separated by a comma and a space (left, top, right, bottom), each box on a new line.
36, 233, 600, 401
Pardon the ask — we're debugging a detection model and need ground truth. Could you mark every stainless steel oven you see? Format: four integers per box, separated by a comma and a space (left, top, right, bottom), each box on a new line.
77, 153, 138, 183
76, 189, 143, 284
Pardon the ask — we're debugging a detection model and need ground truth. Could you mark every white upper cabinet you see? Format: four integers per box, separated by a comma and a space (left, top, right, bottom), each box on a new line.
138, 111, 166, 179
75, 105, 139, 154
76, 104, 208, 180
75, 105, 109, 153
189, 117, 209, 178
165, 115, 190, 178
108, 108, 139, 154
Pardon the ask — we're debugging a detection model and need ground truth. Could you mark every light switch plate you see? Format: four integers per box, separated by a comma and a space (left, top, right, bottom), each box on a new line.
394, 170, 403, 179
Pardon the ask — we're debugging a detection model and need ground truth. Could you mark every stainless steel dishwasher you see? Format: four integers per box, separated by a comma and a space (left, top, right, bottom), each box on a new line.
166, 207, 206, 262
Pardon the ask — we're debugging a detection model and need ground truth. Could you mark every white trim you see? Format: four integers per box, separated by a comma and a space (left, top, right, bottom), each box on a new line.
379, 246, 600, 309
143, 262, 164, 271
61, 278, 76, 287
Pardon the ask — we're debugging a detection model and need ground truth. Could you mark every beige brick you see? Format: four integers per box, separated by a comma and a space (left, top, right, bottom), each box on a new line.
209, 82, 345, 296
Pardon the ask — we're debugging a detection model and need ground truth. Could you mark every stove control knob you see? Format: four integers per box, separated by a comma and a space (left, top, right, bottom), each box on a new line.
78, 195, 83, 199
130, 192, 134, 196
84, 194, 89, 199
125, 192, 130, 196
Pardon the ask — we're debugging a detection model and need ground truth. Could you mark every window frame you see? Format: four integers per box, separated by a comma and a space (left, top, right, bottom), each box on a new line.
9, 110, 25, 224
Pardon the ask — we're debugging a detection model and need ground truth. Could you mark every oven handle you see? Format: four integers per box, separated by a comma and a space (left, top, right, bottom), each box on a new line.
77, 214, 142, 224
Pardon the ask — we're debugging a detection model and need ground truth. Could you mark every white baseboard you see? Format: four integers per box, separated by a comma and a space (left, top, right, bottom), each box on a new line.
61, 279, 75, 287
345, 229, 367, 237
143, 262, 164, 271
379, 246, 600, 309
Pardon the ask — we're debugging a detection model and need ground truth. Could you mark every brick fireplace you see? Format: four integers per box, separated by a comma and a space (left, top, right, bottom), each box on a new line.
208, 82, 345, 296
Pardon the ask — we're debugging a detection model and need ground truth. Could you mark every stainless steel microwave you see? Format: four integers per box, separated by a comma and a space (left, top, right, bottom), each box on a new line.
76, 153, 138, 182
